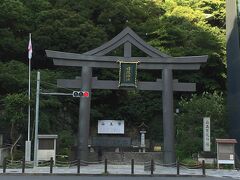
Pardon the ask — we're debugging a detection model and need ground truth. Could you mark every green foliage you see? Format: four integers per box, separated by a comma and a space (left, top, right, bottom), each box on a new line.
4, 93, 28, 123
0, 0, 30, 61
58, 130, 74, 156
0, 61, 28, 94
3, 92, 28, 142
0, 0, 227, 158
176, 92, 227, 159
180, 158, 199, 166
149, 0, 226, 91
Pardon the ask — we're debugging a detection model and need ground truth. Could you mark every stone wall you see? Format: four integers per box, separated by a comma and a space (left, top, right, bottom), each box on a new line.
88, 152, 163, 164
0, 148, 9, 166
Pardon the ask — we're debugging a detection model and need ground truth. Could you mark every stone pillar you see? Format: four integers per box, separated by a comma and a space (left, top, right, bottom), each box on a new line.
162, 68, 175, 164
140, 130, 146, 153
78, 66, 92, 161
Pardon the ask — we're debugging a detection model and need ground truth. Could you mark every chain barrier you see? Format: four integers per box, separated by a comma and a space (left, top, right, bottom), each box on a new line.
69, 160, 79, 166
55, 160, 79, 167
2, 158, 206, 176
38, 160, 51, 167
7, 160, 21, 163
6, 159, 22, 168
107, 159, 131, 165
155, 162, 176, 167
25, 161, 34, 168
80, 160, 104, 165
131, 160, 151, 165
179, 162, 202, 169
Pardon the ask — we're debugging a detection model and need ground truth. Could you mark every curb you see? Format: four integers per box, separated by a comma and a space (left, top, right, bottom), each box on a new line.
0, 173, 206, 177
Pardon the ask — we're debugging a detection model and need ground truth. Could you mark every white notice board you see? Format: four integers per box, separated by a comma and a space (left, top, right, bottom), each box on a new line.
98, 120, 124, 134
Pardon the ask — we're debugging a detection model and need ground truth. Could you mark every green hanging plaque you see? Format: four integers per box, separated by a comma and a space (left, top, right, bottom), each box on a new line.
118, 61, 138, 88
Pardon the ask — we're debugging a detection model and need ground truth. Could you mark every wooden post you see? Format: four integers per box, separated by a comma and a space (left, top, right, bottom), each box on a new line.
22, 157, 25, 173
3, 157, 6, 173
104, 159, 108, 174
202, 160, 205, 176
131, 159, 134, 175
50, 157, 53, 174
77, 159, 80, 174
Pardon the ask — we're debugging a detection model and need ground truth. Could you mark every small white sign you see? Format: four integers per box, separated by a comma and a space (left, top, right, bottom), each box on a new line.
98, 120, 124, 134
203, 117, 211, 151
230, 154, 234, 160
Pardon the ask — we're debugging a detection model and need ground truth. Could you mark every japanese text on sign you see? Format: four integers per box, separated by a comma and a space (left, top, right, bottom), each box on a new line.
203, 117, 211, 151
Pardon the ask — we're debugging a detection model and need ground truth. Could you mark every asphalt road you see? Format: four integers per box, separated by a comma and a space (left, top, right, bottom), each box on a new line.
0, 175, 232, 180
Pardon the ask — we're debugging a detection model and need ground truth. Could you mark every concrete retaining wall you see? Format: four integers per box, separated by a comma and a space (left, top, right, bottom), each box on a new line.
88, 152, 163, 163
0, 148, 9, 165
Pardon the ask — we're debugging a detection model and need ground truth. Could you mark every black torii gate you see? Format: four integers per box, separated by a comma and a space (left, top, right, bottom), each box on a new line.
46, 27, 207, 163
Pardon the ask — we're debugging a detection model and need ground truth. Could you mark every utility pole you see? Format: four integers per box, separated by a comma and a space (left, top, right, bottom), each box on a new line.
34, 71, 40, 167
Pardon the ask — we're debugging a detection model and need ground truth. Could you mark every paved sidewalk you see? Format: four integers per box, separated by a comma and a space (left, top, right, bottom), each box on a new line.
1, 164, 240, 179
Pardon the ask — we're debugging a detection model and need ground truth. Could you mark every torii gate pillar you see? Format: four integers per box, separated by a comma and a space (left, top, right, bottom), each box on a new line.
162, 68, 175, 163
78, 67, 92, 160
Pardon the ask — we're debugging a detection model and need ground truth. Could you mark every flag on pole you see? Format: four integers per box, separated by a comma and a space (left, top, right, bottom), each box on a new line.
28, 33, 32, 60
26, 33, 32, 161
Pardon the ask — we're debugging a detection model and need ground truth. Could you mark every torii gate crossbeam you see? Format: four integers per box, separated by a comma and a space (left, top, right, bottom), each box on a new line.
46, 27, 207, 164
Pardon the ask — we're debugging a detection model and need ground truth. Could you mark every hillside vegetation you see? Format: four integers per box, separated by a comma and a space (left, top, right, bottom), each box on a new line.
0, 0, 226, 159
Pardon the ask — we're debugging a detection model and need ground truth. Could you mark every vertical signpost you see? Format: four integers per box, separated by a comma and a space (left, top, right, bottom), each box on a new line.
203, 117, 211, 152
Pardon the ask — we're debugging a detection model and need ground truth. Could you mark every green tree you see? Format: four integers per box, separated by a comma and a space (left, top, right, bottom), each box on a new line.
0, 0, 228, 156
176, 92, 227, 159
0, 0, 30, 61
149, 2, 226, 92
3, 93, 28, 142
0, 60, 28, 94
